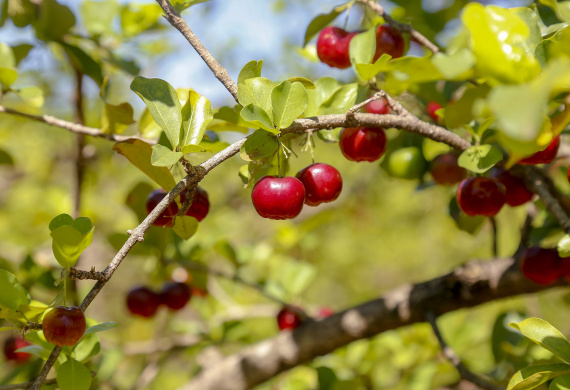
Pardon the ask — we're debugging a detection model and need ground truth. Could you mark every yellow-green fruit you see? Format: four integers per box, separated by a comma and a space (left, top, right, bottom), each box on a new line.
387, 147, 427, 179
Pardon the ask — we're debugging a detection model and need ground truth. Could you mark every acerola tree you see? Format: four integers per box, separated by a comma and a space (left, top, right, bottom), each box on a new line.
1, 0, 570, 390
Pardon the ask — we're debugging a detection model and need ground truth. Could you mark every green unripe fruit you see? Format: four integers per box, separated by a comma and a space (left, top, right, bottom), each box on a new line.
387, 147, 427, 180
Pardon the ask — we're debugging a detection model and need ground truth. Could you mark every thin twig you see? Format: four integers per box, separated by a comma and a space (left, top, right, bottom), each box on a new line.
427, 312, 504, 390
155, 0, 239, 103
490, 217, 498, 258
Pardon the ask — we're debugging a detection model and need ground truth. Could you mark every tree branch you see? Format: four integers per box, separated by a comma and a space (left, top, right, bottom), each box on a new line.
155, 0, 239, 103
180, 257, 565, 390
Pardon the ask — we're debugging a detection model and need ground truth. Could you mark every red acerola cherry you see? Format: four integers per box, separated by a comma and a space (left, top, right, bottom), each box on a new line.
146, 189, 179, 227
316, 26, 358, 69
126, 286, 161, 318
456, 177, 506, 217
430, 153, 467, 186
296, 163, 343, 207
490, 168, 534, 207
339, 127, 387, 162
373, 25, 405, 61
426, 101, 443, 122
3, 337, 31, 363
364, 97, 390, 115
42, 306, 86, 347
180, 187, 210, 222
518, 136, 560, 165
520, 247, 561, 285
317, 307, 334, 319
560, 256, 570, 281
159, 282, 191, 311
251, 176, 306, 220
277, 307, 303, 331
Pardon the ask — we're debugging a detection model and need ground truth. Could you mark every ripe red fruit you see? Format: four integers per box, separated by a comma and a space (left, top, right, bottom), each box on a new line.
159, 282, 191, 311
296, 163, 343, 207
560, 256, 570, 281
364, 97, 390, 115
316, 26, 358, 69
430, 153, 467, 185
456, 177, 506, 217
146, 189, 178, 227
180, 187, 210, 222
277, 307, 303, 331
3, 337, 31, 362
373, 25, 405, 61
126, 286, 161, 318
518, 136, 560, 165
520, 247, 561, 285
42, 306, 86, 346
339, 127, 387, 162
490, 168, 533, 207
317, 307, 334, 319
251, 176, 305, 220
426, 101, 443, 122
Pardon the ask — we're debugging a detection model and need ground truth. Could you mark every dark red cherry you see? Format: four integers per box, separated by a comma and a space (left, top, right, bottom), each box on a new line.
490, 168, 533, 207
426, 101, 443, 122
339, 127, 387, 162
373, 25, 405, 61
42, 306, 86, 347
296, 163, 343, 207
518, 136, 560, 165
3, 337, 31, 363
277, 307, 302, 331
430, 153, 467, 185
316, 26, 358, 69
251, 176, 305, 220
126, 286, 161, 318
146, 189, 179, 227
159, 282, 191, 311
365, 97, 390, 115
180, 187, 210, 222
520, 247, 561, 285
456, 177, 506, 217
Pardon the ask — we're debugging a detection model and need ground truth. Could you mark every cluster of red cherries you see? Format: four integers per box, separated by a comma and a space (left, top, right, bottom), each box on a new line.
146, 187, 210, 227
126, 282, 192, 318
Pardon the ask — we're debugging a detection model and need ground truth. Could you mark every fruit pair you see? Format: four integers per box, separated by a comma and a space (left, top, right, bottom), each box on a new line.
3, 336, 31, 362
521, 247, 570, 285
317, 25, 405, 69
42, 306, 86, 347
251, 163, 343, 220
146, 187, 210, 227
126, 282, 191, 318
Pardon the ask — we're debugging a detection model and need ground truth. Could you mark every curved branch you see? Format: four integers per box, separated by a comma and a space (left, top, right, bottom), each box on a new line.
180, 257, 565, 390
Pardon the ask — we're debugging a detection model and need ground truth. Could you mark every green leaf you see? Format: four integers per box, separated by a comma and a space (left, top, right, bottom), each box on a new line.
507, 363, 570, 390
431, 48, 476, 80
213, 240, 239, 266
120, 4, 163, 37
4, 0, 36, 28
349, 26, 376, 66
81, 0, 118, 35
539, 0, 570, 24
510, 318, 570, 363
59, 42, 104, 86
280, 261, 317, 295
49, 214, 74, 232
33, 0, 76, 41
84, 321, 118, 335
271, 81, 308, 130
286, 77, 315, 89
0, 42, 15, 68
355, 54, 391, 81
51, 225, 94, 268
150, 144, 183, 167
180, 90, 213, 146
73, 331, 100, 363
171, 0, 211, 13
19, 305, 49, 323
551, 375, 570, 390
57, 359, 92, 390
458, 145, 503, 173
72, 217, 93, 235
238, 60, 263, 85
15, 86, 44, 108
12, 43, 33, 66
181, 144, 212, 153
0, 149, 13, 165
0, 67, 17, 88
212, 106, 252, 133
461, 3, 541, 84
240, 104, 276, 132
319, 83, 358, 115
558, 235, 570, 258
102, 102, 135, 134
130, 76, 182, 148
240, 129, 278, 161
17, 344, 53, 360
237, 77, 277, 122
0, 270, 28, 311
303, 2, 353, 46
173, 216, 199, 240
305, 77, 341, 117
445, 84, 491, 129
113, 139, 176, 191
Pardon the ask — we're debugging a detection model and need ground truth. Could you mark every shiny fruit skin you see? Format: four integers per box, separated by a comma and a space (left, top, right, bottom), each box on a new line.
490, 168, 533, 207
387, 147, 427, 180
277, 307, 302, 331
430, 153, 466, 185
426, 101, 443, 122
159, 282, 191, 311
560, 256, 570, 281
316, 26, 358, 69
373, 25, 405, 61
42, 306, 86, 347
251, 176, 306, 220
126, 287, 161, 318
518, 136, 560, 165
296, 163, 343, 207
3, 337, 31, 362
180, 187, 210, 222
365, 97, 390, 115
520, 247, 561, 285
146, 189, 179, 227
339, 127, 387, 162
456, 177, 506, 217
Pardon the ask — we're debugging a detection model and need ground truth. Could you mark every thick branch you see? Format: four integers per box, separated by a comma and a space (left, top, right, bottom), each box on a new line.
180, 257, 565, 390
155, 0, 239, 103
